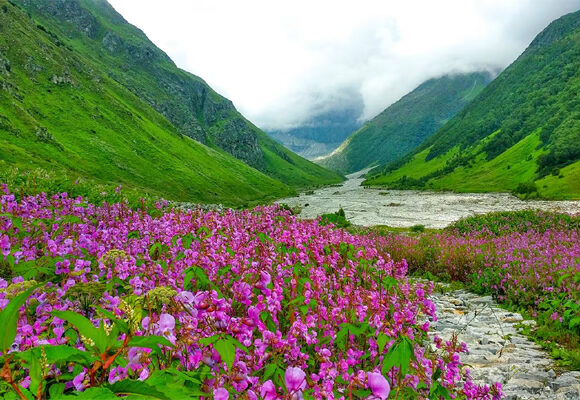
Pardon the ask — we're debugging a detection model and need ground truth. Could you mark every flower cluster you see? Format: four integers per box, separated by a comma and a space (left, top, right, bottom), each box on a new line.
380, 214, 580, 333
0, 187, 501, 399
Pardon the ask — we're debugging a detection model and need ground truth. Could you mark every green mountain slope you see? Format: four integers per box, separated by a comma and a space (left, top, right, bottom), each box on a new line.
317, 72, 492, 174
365, 10, 580, 200
3, 0, 342, 196
0, 0, 301, 205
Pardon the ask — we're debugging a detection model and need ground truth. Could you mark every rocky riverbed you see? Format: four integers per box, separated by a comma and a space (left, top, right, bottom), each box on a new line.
277, 170, 580, 228
430, 287, 580, 399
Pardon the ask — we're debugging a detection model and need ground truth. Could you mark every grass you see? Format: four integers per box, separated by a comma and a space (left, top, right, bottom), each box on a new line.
365, 130, 580, 199
537, 159, 580, 200
432, 131, 544, 192
1, 0, 341, 208
365, 146, 458, 185
364, 10, 580, 199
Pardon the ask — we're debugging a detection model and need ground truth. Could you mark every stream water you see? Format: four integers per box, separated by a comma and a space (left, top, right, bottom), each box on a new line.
277, 170, 580, 228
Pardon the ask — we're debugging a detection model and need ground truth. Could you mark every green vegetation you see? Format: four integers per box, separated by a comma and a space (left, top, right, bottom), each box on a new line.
318, 72, 491, 173
0, 0, 341, 207
446, 209, 580, 235
376, 210, 580, 370
320, 208, 351, 228
365, 10, 580, 199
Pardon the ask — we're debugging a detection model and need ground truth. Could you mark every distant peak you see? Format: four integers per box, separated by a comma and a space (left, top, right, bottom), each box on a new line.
528, 9, 580, 49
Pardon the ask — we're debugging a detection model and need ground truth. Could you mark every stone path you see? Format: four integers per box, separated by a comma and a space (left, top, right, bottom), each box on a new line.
429, 288, 580, 399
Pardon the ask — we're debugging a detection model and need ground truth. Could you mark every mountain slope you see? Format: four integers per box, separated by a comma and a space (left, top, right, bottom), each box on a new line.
317, 72, 492, 174
0, 0, 298, 206
12, 0, 342, 188
267, 102, 363, 159
365, 10, 580, 200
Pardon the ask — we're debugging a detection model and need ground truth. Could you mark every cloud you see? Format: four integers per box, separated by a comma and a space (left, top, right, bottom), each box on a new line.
108, 0, 580, 130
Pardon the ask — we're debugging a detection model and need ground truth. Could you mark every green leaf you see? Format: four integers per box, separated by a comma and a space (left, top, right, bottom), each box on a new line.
73, 387, 118, 399
377, 333, 388, 354
382, 338, 414, 378
569, 317, 580, 329
127, 231, 141, 239
262, 363, 278, 380
256, 232, 269, 243
398, 338, 413, 377
27, 351, 42, 397
383, 276, 398, 291
214, 338, 236, 370
429, 381, 451, 400
17, 345, 96, 368
260, 311, 277, 332
198, 334, 220, 346
0, 286, 37, 353
52, 310, 107, 353
432, 367, 442, 381
182, 233, 194, 250
128, 335, 173, 356
149, 242, 163, 259
146, 370, 206, 398
227, 336, 249, 353
48, 383, 65, 399
96, 307, 129, 333
184, 266, 211, 291
106, 379, 171, 399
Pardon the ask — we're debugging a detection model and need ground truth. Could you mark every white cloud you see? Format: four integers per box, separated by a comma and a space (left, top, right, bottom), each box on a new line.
108, 0, 580, 130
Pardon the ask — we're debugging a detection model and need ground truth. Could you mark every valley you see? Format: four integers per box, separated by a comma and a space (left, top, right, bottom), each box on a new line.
0, 1, 579, 399
278, 170, 580, 228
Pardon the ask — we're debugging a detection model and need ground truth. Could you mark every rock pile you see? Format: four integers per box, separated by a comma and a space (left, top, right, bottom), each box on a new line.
430, 288, 580, 399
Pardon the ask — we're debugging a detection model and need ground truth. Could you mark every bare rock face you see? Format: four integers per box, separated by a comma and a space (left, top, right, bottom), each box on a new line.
22, 0, 100, 39
211, 118, 264, 170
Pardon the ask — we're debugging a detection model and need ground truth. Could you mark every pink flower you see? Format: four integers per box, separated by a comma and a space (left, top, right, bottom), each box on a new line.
214, 388, 229, 400
72, 371, 86, 391
285, 366, 306, 393
158, 313, 175, 333
367, 372, 390, 400
0, 235, 10, 257
260, 380, 277, 400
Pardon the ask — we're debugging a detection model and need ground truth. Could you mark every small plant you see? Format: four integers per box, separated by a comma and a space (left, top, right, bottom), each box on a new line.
410, 224, 425, 233
320, 208, 351, 228
513, 181, 538, 196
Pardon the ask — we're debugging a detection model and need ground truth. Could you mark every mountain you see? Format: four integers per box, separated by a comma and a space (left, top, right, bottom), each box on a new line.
364, 10, 580, 200
317, 72, 493, 174
267, 101, 363, 159
0, 0, 342, 205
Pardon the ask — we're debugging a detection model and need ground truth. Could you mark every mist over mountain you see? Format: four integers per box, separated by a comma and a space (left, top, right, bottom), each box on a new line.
365, 9, 580, 200
318, 71, 493, 173
266, 98, 363, 159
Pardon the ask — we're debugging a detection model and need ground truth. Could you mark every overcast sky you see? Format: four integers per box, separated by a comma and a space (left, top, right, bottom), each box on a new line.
108, 0, 580, 131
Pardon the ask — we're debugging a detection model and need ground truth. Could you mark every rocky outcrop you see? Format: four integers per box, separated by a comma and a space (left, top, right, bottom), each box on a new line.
211, 118, 264, 170
22, 0, 100, 39
0, 50, 10, 75
429, 287, 580, 399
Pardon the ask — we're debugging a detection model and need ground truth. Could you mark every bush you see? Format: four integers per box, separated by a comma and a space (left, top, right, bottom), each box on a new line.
411, 224, 425, 232
320, 208, 351, 228
513, 181, 538, 196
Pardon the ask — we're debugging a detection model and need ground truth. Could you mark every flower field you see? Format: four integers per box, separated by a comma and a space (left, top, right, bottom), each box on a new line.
0, 186, 502, 399
380, 211, 580, 368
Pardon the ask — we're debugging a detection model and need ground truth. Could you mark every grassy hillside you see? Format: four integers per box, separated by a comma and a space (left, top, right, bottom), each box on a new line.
8, 0, 342, 190
365, 10, 580, 199
0, 0, 296, 205
318, 72, 492, 174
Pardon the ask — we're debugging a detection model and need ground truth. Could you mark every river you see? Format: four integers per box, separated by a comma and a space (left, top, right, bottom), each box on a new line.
276, 170, 580, 228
